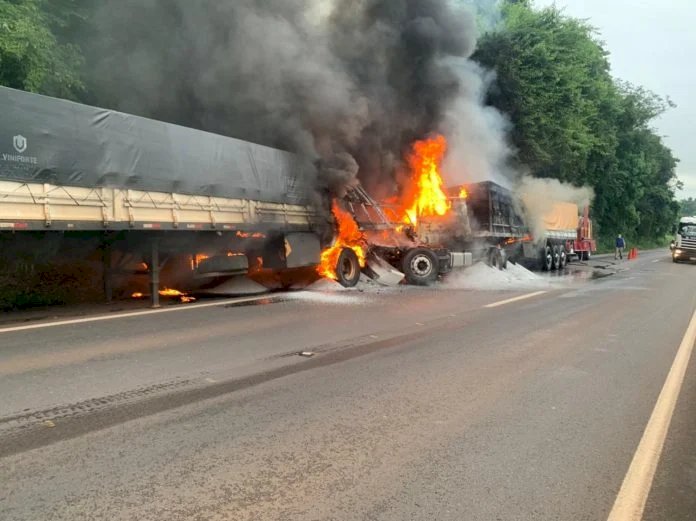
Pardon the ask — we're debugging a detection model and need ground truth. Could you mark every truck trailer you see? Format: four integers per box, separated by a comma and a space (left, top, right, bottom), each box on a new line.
518, 200, 596, 270
0, 86, 334, 304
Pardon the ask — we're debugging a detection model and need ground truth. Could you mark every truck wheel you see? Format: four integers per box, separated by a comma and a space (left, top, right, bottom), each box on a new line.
499, 250, 508, 270
335, 247, 361, 288
559, 247, 568, 269
551, 245, 561, 270
542, 245, 553, 271
488, 248, 507, 270
402, 248, 439, 286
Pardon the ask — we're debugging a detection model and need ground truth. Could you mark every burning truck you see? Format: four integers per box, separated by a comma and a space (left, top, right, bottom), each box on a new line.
0, 87, 595, 305
317, 136, 596, 287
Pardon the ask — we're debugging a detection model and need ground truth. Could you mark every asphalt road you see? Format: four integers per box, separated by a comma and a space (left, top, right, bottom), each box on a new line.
1, 251, 695, 520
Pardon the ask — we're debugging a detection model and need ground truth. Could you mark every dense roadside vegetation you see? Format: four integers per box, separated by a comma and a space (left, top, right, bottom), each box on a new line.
474, 0, 681, 245
0, 0, 683, 246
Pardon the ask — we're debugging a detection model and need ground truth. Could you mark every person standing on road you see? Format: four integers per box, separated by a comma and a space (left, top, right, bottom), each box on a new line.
615, 234, 626, 260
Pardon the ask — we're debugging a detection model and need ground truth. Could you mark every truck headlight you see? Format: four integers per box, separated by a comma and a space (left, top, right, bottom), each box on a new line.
675, 249, 683, 255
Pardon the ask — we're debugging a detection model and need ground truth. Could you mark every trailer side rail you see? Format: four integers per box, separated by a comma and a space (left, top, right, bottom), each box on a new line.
0, 180, 316, 231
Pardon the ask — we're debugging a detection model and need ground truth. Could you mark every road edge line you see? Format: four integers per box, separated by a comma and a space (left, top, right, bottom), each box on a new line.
483, 291, 547, 309
607, 307, 696, 521
0, 294, 281, 334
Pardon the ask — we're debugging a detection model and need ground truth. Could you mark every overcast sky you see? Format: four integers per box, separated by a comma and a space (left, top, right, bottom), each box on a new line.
533, 0, 696, 199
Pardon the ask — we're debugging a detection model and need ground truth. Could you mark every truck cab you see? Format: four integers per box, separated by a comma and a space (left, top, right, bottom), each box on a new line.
672, 217, 696, 263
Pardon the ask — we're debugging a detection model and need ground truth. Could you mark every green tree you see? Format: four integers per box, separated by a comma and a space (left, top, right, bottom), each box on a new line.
474, 5, 615, 183
474, 3, 679, 243
0, 0, 84, 98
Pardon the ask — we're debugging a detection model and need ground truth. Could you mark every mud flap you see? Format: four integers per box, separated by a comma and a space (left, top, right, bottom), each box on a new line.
285, 232, 321, 268
364, 253, 405, 286
196, 254, 249, 277
261, 232, 321, 270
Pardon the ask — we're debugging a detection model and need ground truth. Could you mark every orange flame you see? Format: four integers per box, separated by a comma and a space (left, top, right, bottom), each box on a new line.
191, 253, 210, 270
131, 288, 195, 303
403, 135, 450, 225
503, 234, 533, 245
236, 231, 266, 239
159, 288, 196, 303
318, 200, 366, 280
458, 187, 468, 199
159, 288, 184, 297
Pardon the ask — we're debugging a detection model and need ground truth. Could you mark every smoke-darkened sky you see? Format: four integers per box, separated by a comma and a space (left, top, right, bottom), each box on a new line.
535, 0, 696, 199
83, 0, 501, 200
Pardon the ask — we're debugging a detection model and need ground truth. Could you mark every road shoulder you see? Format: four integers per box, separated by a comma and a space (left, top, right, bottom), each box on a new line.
643, 325, 696, 520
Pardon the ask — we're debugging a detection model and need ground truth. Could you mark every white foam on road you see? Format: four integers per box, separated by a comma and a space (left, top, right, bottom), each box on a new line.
305, 278, 349, 292
442, 262, 553, 291
294, 263, 555, 300
200, 276, 269, 296
285, 277, 369, 305
287, 273, 409, 305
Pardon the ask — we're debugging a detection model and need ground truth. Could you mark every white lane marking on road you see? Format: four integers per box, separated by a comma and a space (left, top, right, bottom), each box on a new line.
484, 291, 547, 309
0, 294, 281, 334
607, 307, 696, 521
651, 259, 661, 263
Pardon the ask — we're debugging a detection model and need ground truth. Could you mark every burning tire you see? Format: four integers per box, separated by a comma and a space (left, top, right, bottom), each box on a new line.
402, 248, 439, 286
335, 247, 361, 288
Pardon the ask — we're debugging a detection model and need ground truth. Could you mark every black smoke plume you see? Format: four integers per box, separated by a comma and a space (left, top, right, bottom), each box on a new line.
81, 0, 498, 197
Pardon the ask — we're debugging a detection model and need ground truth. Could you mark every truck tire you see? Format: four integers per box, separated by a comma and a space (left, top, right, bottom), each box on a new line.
542, 245, 553, 271
335, 247, 361, 288
402, 248, 439, 286
581, 250, 591, 261
551, 245, 561, 270
488, 248, 507, 270
559, 246, 567, 269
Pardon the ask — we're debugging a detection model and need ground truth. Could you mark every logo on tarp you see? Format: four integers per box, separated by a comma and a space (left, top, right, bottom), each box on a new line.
13, 135, 27, 154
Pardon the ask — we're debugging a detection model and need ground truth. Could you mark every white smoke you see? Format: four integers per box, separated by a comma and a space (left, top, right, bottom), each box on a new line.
516, 176, 595, 240
440, 59, 515, 188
